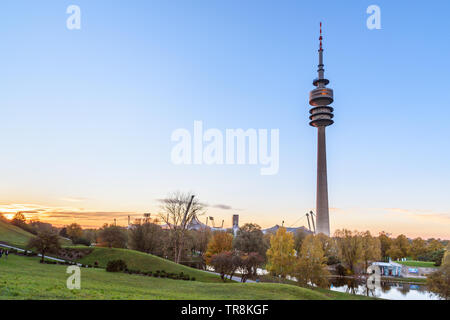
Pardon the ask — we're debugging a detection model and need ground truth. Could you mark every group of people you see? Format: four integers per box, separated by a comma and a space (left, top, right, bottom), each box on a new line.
0, 249, 9, 260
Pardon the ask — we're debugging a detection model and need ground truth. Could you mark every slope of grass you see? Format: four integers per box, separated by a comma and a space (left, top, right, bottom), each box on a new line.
0, 219, 72, 249
0, 255, 373, 300
0, 219, 34, 248
395, 260, 437, 268
76, 247, 223, 283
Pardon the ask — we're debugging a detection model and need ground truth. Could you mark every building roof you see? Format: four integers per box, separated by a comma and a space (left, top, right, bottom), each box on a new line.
262, 225, 312, 235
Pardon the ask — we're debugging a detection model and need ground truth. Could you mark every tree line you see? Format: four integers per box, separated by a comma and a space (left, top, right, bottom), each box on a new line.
1, 194, 448, 298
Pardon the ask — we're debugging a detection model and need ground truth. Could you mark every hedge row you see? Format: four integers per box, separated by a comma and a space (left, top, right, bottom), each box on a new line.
105, 259, 195, 281
39, 260, 100, 268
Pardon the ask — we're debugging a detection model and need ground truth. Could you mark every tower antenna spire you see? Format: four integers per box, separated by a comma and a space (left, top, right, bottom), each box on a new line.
319, 22, 323, 51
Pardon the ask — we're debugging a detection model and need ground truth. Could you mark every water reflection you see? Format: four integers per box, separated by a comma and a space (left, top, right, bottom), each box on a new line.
329, 277, 442, 300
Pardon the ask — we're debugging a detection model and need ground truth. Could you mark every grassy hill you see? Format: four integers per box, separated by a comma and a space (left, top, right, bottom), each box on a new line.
0, 219, 34, 248
0, 219, 72, 248
0, 255, 374, 300
75, 247, 223, 283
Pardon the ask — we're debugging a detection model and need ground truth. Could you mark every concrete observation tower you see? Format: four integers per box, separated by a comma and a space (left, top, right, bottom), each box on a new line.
308, 23, 334, 236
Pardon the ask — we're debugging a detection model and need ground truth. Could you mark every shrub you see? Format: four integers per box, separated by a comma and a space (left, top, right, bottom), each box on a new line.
335, 264, 348, 277
327, 255, 340, 265
106, 259, 128, 272
73, 237, 91, 246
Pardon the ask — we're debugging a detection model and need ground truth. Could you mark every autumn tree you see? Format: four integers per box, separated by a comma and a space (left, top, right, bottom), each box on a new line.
205, 231, 233, 265
427, 257, 450, 300
315, 233, 339, 264
444, 244, 450, 266
27, 230, 61, 263
210, 251, 241, 281
427, 239, 444, 253
266, 227, 296, 278
334, 229, 363, 274
239, 252, 265, 282
387, 234, 410, 260
410, 237, 427, 260
11, 212, 30, 232
83, 229, 99, 244
190, 228, 212, 257
28, 220, 54, 234
66, 223, 83, 241
233, 223, 268, 258
294, 229, 309, 254
294, 235, 330, 288
378, 231, 392, 259
159, 191, 205, 263
98, 224, 127, 248
128, 221, 165, 255
59, 227, 69, 238
360, 231, 382, 270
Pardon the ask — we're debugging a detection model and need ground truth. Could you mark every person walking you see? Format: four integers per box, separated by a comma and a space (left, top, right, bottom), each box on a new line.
4, 250, 8, 260
0, 249, 3, 259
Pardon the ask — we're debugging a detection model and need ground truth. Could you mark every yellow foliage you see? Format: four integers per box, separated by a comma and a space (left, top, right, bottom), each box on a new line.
266, 227, 296, 278
204, 232, 233, 265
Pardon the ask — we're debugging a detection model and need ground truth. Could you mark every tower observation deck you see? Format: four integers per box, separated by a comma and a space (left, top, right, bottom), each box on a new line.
308, 23, 334, 236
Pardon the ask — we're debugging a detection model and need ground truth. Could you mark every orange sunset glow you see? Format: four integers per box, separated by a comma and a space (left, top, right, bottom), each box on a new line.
1, 202, 448, 239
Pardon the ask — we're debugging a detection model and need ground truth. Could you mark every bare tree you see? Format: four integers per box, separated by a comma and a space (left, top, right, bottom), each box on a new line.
27, 230, 61, 263
159, 191, 205, 263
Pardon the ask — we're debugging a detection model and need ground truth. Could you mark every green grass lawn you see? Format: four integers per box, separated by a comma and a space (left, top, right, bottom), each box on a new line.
0, 255, 373, 300
0, 219, 71, 249
381, 276, 427, 284
0, 219, 34, 248
75, 247, 224, 283
395, 260, 437, 268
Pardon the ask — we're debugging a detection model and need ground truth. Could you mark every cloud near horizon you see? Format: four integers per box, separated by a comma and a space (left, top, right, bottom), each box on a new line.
156, 198, 236, 211
0, 203, 137, 227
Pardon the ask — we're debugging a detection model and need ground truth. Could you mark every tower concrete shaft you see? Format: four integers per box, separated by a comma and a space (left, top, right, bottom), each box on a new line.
308, 22, 333, 236
316, 126, 330, 235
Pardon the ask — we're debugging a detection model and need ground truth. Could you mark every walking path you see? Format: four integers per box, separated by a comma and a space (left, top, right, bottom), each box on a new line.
0, 243, 78, 264
202, 269, 256, 283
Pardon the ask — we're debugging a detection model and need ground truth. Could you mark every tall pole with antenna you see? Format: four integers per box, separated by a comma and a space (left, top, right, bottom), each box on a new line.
308, 22, 334, 236
310, 211, 316, 234
306, 212, 312, 232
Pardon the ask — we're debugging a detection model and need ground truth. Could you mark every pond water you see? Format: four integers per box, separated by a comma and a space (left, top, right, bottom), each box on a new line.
328, 277, 443, 300
209, 266, 443, 300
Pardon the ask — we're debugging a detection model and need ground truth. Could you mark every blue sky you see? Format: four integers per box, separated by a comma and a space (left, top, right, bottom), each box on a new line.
0, 1, 449, 238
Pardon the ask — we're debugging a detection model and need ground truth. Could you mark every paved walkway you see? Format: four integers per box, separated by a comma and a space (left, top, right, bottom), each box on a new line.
0, 243, 79, 264
202, 269, 256, 283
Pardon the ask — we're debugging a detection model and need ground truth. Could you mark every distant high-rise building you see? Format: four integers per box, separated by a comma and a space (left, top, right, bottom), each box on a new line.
232, 215, 239, 228
232, 214, 239, 236
308, 23, 334, 236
